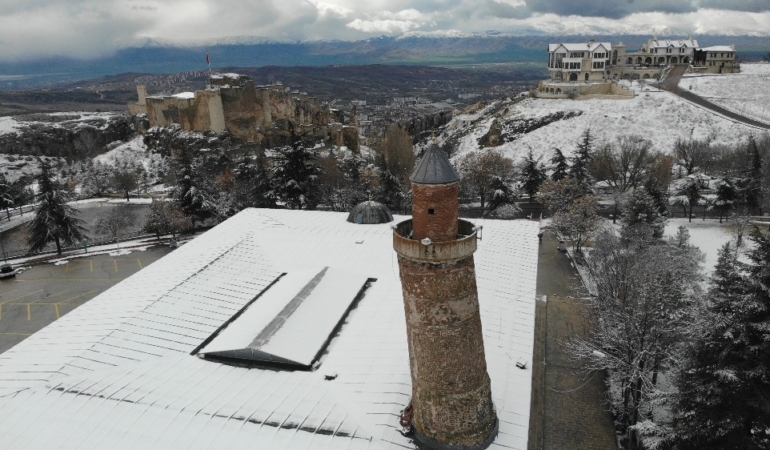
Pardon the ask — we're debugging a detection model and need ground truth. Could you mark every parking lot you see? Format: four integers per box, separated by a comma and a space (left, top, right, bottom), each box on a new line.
0, 246, 173, 354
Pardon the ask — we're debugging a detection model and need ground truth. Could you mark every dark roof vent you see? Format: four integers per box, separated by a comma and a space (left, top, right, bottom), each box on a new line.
347, 200, 394, 224
410, 144, 459, 185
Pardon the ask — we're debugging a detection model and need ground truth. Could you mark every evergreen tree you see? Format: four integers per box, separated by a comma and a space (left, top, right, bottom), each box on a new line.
27, 161, 87, 255
674, 178, 702, 222
486, 175, 516, 212
621, 188, 666, 239
0, 174, 14, 221
271, 140, 321, 210
741, 136, 763, 215
231, 154, 275, 213
715, 178, 737, 223
671, 235, 770, 450
569, 128, 594, 184
520, 149, 547, 203
644, 176, 670, 218
550, 148, 570, 181
171, 145, 214, 224
375, 169, 405, 213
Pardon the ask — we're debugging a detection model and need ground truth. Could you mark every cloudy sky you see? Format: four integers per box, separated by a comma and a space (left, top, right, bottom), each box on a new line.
1, 0, 768, 60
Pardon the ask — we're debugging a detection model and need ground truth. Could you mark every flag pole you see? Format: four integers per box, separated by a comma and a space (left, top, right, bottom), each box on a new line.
206, 49, 211, 81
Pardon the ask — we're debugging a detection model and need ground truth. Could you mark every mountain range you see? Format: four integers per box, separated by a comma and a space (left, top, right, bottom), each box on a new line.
1, 34, 767, 90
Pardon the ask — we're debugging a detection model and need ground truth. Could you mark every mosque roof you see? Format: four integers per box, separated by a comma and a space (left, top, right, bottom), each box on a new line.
0, 209, 539, 450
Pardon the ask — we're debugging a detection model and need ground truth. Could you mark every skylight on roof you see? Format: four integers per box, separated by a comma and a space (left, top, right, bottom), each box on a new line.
197, 267, 371, 369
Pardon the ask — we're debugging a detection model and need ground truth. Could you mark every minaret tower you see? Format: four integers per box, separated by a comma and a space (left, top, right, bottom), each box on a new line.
393, 144, 498, 449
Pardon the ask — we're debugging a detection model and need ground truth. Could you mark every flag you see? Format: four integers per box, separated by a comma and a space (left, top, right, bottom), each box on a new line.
205, 50, 210, 65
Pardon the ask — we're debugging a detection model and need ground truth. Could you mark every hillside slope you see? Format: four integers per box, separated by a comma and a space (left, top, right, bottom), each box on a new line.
441, 79, 762, 164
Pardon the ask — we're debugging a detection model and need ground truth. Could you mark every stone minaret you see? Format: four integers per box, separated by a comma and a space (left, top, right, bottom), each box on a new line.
393, 144, 498, 449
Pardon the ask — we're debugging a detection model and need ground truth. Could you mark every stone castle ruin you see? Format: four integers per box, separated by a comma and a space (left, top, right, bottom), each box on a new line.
129, 73, 359, 151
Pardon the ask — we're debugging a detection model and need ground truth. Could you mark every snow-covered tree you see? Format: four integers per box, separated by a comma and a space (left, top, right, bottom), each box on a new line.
538, 177, 589, 213
551, 194, 599, 254
375, 169, 406, 213
674, 178, 702, 222
550, 148, 570, 181
715, 178, 736, 223
670, 234, 770, 450
458, 149, 516, 213
486, 175, 518, 213
230, 154, 275, 213
569, 128, 594, 184
170, 145, 215, 224
568, 230, 704, 444
27, 160, 88, 255
621, 188, 666, 240
519, 149, 547, 203
271, 141, 321, 210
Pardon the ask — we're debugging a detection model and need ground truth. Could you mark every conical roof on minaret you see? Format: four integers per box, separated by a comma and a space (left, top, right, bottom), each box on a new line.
410, 144, 460, 185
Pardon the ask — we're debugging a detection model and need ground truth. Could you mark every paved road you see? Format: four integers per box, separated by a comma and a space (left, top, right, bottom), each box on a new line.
0, 245, 173, 354
528, 233, 617, 450
657, 63, 770, 131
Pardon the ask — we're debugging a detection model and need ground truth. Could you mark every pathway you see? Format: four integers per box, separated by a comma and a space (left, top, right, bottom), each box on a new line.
657, 64, 770, 130
528, 233, 617, 450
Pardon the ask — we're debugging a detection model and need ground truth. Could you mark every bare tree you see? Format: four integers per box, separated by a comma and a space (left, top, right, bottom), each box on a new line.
96, 207, 137, 249
551, 195, 600, 254
591, 135, 657, 193
377, 124, 415, 181
143, 200, 190, 240
112, 170, 139, 201
458, 150, 516, 213
675, 137, 713, 175
566, 229, 704, 446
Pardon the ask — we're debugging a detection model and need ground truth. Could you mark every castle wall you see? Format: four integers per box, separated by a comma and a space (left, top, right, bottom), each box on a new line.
220, 81, 262, 142
134, 74, 357, 150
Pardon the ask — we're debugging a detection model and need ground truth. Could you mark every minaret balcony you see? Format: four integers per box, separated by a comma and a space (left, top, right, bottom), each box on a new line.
393, 219, 478, 263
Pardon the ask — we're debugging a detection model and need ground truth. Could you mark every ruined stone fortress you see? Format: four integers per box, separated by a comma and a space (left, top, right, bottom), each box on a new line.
129, 73, 359, 151
537, 36, 738, 99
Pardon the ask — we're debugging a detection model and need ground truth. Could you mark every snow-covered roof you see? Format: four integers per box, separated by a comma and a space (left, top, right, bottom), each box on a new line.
0, 209, 539, 450
701, 45, 735, 52
649, 38, 698, 48
171, 92, 195, 99
549, 42, 611, 53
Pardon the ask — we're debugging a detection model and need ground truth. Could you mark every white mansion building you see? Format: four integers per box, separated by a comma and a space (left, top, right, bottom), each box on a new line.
547, 36, 738, 83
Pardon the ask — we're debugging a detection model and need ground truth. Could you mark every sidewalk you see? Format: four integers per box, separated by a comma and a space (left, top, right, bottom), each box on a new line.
528, 233, 617, 450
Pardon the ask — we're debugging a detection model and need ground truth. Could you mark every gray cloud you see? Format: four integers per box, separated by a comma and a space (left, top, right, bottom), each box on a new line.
0, 0, 767, 61
525, 0, 697, 19
699, 0, 770, 12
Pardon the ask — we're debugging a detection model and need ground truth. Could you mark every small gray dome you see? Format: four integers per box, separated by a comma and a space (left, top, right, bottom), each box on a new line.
347, 201, 394, 224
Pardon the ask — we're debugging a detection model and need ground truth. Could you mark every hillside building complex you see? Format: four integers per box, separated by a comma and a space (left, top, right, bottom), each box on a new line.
539, 36, 738, 99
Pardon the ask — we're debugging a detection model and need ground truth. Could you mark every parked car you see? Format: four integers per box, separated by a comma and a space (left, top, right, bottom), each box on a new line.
0, 263, 16, 279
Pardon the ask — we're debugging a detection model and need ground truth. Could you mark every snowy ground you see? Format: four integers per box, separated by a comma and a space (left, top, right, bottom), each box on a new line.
92, 136, 165, 174
663, 218, 734, 276
682, 63, 770, 125
0, 111, 120, 137
443, 80, 760, 165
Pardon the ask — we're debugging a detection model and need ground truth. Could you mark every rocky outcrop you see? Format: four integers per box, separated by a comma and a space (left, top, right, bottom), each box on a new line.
479, 118, 503, 147
403, 110, 453, 141
0, 114, 137, 161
